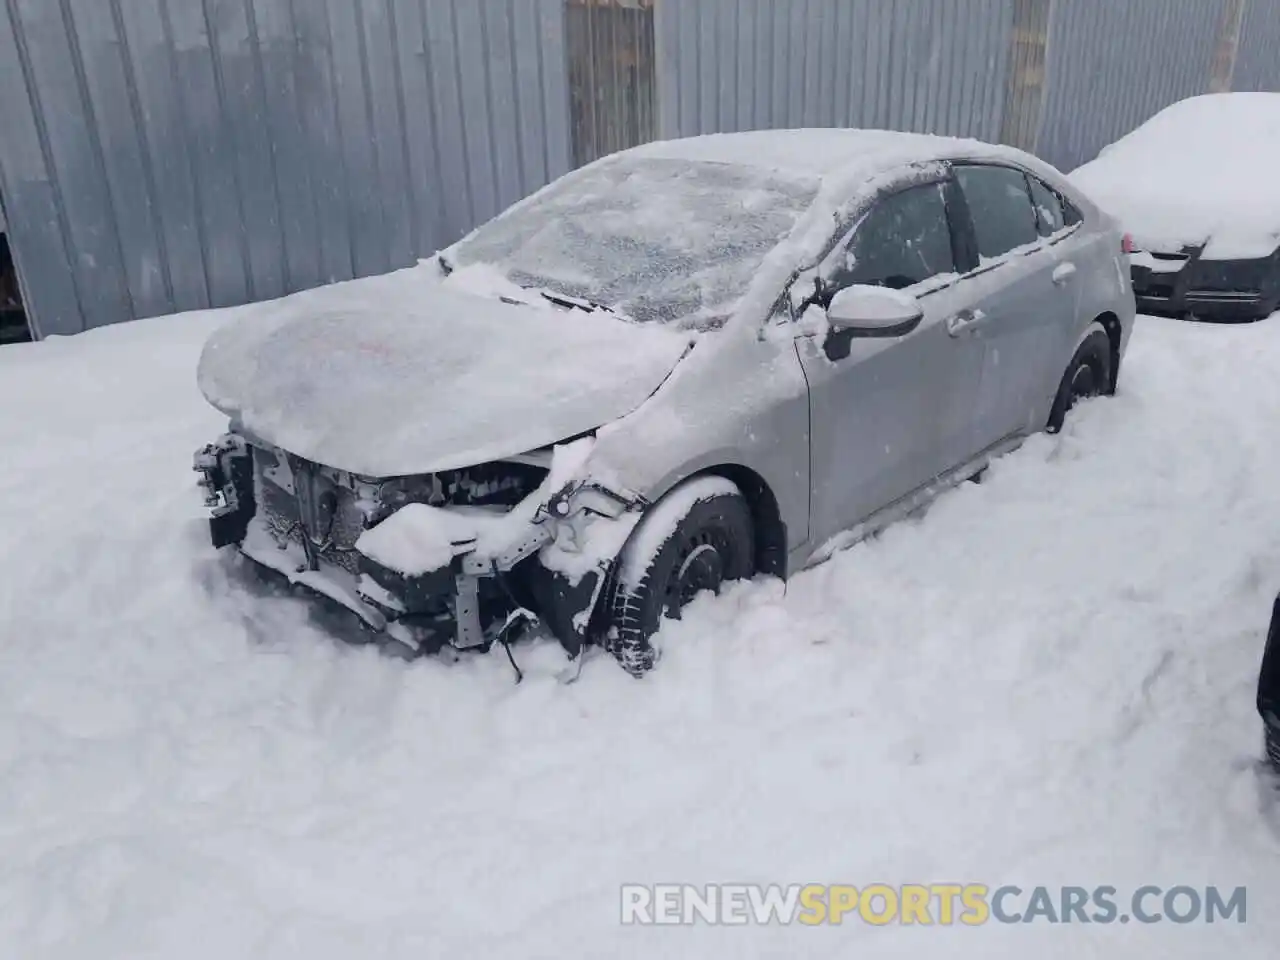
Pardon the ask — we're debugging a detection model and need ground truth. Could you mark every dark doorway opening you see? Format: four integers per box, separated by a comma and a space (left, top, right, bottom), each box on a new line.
0, 231, 31, 344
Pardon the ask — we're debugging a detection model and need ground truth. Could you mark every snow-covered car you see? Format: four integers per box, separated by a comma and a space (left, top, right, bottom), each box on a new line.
193, 129, 1135, 675
1071, 93, 1280, 323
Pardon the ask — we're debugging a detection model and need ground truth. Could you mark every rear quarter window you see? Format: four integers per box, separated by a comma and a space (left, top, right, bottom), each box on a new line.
1027, 176, 1067, 236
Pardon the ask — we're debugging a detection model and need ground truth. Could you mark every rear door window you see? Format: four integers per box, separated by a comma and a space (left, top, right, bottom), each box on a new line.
1026, 176, 1067, 236
841, 182, 957, 290
954, 165, 1040, 261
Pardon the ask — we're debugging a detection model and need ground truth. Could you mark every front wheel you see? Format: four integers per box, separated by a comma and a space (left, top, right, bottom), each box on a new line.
603, 477, 756, 676
1047, 323, 1114, 433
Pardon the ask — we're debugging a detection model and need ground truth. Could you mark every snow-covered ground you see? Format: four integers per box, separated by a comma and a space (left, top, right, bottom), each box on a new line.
1, 312, 1279, 958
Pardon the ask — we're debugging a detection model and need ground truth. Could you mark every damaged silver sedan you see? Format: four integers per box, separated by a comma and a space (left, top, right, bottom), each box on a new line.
193, 129, 1135, 675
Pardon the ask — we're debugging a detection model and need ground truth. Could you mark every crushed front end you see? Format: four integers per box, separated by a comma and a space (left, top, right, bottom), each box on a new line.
194, 432, 639, 659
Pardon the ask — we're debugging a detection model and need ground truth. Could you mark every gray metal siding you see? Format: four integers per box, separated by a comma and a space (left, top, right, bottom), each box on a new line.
656, 0, 1011, 142
0, 0, 571, 339
1233, 0, 1280, 92
655, 0, 1280, 173
7, 0, 1280, 340
1035, 0, 1221, 171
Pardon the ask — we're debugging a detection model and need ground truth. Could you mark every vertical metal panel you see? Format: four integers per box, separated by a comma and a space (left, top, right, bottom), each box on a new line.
0, 0, 572, 337
0, 0, 82, 336
655, 0, 1012, 142
291, 0, 353, 286
652, 0, 1280, 175
1036, 0, 1222, 170
12, 0, 131, 332
359, 0, 414, 272
1233, 0, 1280, 92
251, 0, 321, 295
323, 0, 387, 278
390, 0, 443, 257
118, 0, 210, 314
211, 0, 286, 303
165, 0, 249, 307
69, 0, 171, 319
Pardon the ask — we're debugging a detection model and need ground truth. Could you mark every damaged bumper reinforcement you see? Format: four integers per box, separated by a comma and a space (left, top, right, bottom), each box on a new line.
194, 432, 629, 659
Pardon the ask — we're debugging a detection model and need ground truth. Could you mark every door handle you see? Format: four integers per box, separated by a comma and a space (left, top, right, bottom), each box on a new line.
1052, 262, 1078, 285
946, 308, 986, 338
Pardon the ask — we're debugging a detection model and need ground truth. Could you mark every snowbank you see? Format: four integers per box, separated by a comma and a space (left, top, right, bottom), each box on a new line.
1071, 93, 1280, 258
1, 311, 1279, 958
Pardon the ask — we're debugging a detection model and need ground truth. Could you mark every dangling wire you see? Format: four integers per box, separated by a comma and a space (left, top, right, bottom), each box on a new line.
490, 562, 538, 684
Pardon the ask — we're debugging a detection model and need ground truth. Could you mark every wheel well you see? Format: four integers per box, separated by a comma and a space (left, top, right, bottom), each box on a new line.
699, 464, 787, 578
1094, 311, 1122, 392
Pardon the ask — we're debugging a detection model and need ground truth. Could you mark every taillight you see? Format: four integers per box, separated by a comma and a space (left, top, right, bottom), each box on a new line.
1121, 233, 1135, 254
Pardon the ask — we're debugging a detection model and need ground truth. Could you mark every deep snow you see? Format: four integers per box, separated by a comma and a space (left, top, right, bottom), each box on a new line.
1, 313, 1279, 958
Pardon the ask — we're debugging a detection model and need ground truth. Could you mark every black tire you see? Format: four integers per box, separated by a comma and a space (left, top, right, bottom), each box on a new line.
604, 477, 755, 676
1047, 323, 1114, 433
1261, 594, 1280, 772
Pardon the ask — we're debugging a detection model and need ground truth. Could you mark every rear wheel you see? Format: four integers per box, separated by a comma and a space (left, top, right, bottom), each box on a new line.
604, 477, 755, 676
1047, 323, 1113, 433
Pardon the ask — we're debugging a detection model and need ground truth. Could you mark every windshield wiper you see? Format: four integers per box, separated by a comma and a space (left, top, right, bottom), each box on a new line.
538, 289, 617, 315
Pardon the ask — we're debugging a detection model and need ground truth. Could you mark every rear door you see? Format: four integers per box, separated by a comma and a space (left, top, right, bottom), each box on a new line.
951, 164, 1079, 450
796, 177, 986, 546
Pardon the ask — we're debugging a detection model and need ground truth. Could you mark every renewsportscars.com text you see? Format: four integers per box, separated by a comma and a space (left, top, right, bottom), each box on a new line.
620, 883, 1247, 926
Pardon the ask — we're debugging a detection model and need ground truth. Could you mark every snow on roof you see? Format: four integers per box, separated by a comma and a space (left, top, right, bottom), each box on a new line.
631, 127, 1035, 181
1070, 93, 1280, 259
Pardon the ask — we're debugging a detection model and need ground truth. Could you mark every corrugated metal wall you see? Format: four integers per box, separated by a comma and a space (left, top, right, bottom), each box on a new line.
7, 0, 1280, 340
655, 0, 1013, 143
0, 0, 571, 338
1035, 0, 1222, 172
1233, 0, 1280, 92
654, 0, 1274, 173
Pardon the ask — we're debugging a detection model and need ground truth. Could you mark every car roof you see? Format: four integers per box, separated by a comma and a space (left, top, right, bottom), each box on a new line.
627, 128, 1040, 183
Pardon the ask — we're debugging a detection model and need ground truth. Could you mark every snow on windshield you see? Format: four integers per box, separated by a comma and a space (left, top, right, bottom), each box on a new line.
450, 156, 820, 328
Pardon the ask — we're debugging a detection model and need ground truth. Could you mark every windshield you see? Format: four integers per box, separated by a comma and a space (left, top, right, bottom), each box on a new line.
450, 156, 819, 328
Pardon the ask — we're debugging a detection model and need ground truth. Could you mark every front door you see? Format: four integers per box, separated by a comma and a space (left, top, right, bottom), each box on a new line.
796, 179, 986, 548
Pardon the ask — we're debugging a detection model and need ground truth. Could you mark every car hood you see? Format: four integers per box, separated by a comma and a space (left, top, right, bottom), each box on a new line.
197, 270, 691, 477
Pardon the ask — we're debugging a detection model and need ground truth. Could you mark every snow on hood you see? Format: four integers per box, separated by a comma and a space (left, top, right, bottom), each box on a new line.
196, 262, 691, 477
1070, 93, 1280, 259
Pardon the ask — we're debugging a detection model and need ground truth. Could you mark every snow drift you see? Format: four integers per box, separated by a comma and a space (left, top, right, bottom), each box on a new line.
2, 308, 1279, 958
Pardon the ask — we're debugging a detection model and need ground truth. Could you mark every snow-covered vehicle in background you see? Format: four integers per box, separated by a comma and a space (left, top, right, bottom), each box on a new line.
1262, 597, 1280, 774
194, 129, 1135, 675
1071, 93, 1280, 323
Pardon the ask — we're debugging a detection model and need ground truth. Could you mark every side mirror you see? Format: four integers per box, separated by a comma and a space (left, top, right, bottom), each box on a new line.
826, 284, 923, 338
